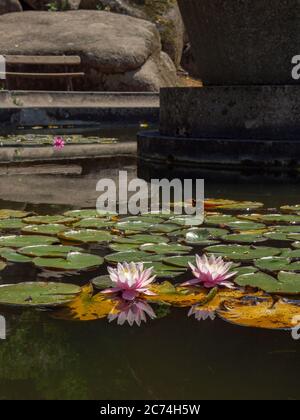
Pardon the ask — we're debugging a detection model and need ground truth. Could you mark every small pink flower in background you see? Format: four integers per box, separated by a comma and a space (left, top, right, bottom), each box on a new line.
188, 306, 216, 321
102, 262, 157, 301
108, 299, 156, 327
181, 254, 237, 289
53, 136, 65, 150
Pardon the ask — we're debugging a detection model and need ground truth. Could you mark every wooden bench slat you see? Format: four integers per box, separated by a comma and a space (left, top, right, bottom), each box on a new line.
0, 72, 85, 78
4, 55, 81, 66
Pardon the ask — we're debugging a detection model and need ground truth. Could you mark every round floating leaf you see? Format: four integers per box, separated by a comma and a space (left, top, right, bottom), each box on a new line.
0, 235, 58, 248
21, 224, 68, 236
64, 209, 117, 219
234, 266, 258, 276
163, 255, 196, 268
73, 218, 115, 229
18, 244, 82, 258
182, 228, 226, 245
0, 247, 32, 263
33, 252, 104, 271
205, 214, 239, 226
225, 221, 266, 231
280, 204, 300, 214
141, 211, 173, 220
140, 243, 192, 255
221, 233, 267, 244
281, 248, 300, 259
149, 223, 179, 234
113, 234, 170, 245
0, 219, 24, 230
105, 251, 165, 264
115, 221, 153, 232
170, 215, 203, 227
58, 229, 113, 244
288, 234, 300, 242
263, 231, 294, 241
218, 298, 300, 330
0, 210, 31, 219
143, 262, 186, 279
260, 214, 300, 225
204, 244, 281, 261
109, 243, 140, 252
205, 199, 263, 211
119, 216, 165, 224
23, 215, 77, 225
92, 275, 113, 290
271, 225, 300, 233
254, 257, 292, 273
235, 271, 300, 294
0, 282, 81, 307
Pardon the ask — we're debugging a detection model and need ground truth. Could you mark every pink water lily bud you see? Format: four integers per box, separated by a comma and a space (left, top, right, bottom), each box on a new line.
182, 254, 237, 289
102, 262, 157, 301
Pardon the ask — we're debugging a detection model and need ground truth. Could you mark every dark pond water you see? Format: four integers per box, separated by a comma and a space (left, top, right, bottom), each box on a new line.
0, 129, 300, 400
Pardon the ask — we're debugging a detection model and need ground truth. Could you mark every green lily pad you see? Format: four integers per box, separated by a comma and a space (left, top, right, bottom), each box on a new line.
0, 247, 32, 263
233, 266, 258, 276
224, 221, 266, 231
108, 243, 140, 252
169, 215, 204, 226
21, 224, 68, 236
260, 214, 300, 225
143, 262, 186, 279
140, 243, 192, 255
221, 233, 267, 244
115, 221, 153, 232
0, 235, 58, 248
0, 210, 31, 219
204, 244, 281, 261
149, 223, 179, 234
33, 252, 104, 271
58, 229, 113, 244
113, 234, 170, 245
18, 244, 82, 258
0, 219, 24, 230
288, 234, 300, 242
235, 271, 300, 294
182, 228, 227, 245
254, 257, 292, 273
141, 211, 173, 220
281, 249, 300, 259
119, 216, 165, 224
73, 218, 115, 229
271, 225, 300, 233
280, 204, 300, 214
0, 282, 81, 307
105, 251, 165, 264
23, 215, 77, 225
263, 231, 294, 241
91, 275, 113, 290
64, 209, 117, 218
205, 214, 239, 226
163, 255, 196, 268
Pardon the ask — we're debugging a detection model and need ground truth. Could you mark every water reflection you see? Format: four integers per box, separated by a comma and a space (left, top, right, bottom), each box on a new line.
108, 298, 156, 327
188, 305, 216, 321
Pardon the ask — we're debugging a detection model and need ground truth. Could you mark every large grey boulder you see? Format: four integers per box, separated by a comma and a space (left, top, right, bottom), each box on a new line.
0, 0, 22, 14
0, 10, 177, 91
80, 0, 184, 68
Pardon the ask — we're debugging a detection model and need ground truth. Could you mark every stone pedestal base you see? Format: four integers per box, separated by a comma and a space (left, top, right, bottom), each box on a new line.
138, 86, 300, 168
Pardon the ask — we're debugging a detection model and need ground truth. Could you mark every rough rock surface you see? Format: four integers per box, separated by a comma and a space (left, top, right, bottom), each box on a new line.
0, 10, 177, 91
88, 0, 184, 68
22, 0, 81, 10
0, 0, 22, 14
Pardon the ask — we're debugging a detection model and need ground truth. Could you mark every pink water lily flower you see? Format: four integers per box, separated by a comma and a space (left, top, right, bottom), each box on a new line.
182, 254, 237, 289
108, 299, 156, 326
102, 262, 157, 301
53, 136, 65, 150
